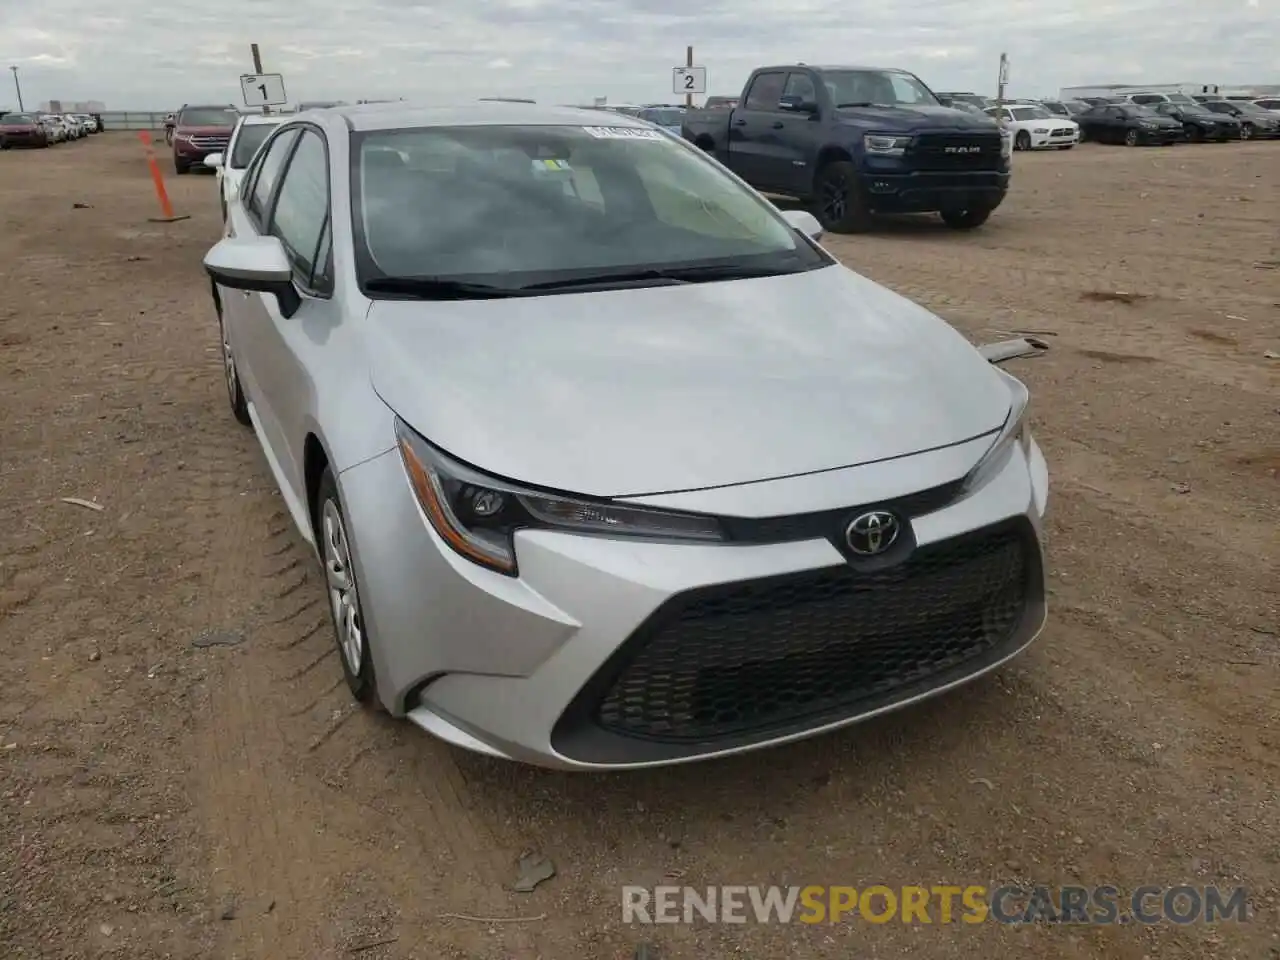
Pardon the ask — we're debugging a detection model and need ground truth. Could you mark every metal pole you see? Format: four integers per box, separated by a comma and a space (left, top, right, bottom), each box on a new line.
686, 46, 693, 109
996, 53, 1007, 109
250, 44, 269, 115
10, 66, 23, 112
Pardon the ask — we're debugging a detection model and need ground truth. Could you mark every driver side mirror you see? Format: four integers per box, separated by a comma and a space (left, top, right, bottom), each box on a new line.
778, 95, 819, 115
780, 209, 823, 242
203, 236, 301, 318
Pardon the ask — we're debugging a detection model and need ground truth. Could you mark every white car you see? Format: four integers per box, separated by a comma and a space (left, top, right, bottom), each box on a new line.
203, 114, 289, 222
71, 114, 97, 135
986, 105, 1079, 150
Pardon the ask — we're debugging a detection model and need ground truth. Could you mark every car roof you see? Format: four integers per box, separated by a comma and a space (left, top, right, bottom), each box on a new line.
320, 101, 654, 132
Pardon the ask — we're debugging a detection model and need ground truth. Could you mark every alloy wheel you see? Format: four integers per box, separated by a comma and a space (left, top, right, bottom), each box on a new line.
218, 314, 238, 403
820, 175, 847, 224
322, 500, 364, 675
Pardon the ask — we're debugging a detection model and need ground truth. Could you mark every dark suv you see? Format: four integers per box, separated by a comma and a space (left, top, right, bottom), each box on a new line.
171, 104, 239, 174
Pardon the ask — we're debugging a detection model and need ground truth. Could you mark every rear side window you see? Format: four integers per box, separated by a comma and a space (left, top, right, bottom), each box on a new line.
245, 129, 300, 225
744, 72, 786, 111
267, 129, 331, 293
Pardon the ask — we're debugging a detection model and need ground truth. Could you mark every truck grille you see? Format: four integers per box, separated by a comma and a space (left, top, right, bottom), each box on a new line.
584, 519, 1034, 745
909, 132, 1004, 169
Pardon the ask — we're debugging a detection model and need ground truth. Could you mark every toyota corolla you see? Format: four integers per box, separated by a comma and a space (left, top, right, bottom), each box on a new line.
203, 102, 1050, 771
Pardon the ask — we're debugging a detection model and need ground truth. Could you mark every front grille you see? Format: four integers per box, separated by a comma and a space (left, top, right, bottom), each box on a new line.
1050, 128, 1075, 136
189, 136, 229, 150
908, 132, 1004, 170
589, 520, 1033, 744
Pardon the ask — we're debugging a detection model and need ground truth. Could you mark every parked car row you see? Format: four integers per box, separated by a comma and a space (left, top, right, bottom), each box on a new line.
0, 111, 101, 149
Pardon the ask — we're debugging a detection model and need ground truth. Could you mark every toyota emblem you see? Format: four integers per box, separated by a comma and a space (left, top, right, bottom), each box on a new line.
844, 510, 901, 556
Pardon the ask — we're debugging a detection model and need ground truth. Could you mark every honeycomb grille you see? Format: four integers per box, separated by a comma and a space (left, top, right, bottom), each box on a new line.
593, 523, 1031, 743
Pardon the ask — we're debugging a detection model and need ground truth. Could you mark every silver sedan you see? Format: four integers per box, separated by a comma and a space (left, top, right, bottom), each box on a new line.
203, 102, 1050, 771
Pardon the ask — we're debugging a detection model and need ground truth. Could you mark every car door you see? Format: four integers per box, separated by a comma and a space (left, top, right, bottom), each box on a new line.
771, 71, 823, 195
239, 125, 337, 506
729, 71, 788, 188
221, 126, 300, 457
1103, 107, 1128, 142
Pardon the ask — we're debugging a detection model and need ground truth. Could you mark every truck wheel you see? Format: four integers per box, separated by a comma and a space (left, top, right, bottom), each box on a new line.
812, 161, 872, 234
940, 208, 992, 230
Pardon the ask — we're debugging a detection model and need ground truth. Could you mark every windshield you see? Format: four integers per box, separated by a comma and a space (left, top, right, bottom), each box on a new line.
352, 124, 825, 289
1232, 102, 1268, 114
231, 124, 279, 167
639, 108, 683, 126
179, 107, 237, 127
1010, 107, 1053, 121
1122, 105, 1159, 117
1, 113, 35, 124
822, 69, 939, 107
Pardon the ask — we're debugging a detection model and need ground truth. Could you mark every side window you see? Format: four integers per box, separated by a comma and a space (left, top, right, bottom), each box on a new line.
246, 129, 300, 226
888, 75, 931, 104
782, 72, 816, 103
267, 129, 331, 294
744, 72, 786, 111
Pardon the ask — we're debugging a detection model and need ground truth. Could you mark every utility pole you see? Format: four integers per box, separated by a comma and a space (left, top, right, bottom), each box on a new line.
996, 52, 1009, 109
686, 45, 694, 109
9, 66, 23, 112
250, 44, 269, 115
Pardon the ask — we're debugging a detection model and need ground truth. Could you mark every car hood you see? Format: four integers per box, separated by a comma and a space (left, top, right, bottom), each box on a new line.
366, 264, 1012, 498
835, 104, 1001, 132
0, 123, 38, 131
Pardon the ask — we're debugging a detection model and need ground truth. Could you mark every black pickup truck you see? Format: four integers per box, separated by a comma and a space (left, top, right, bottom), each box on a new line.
682, 64, 1012, 233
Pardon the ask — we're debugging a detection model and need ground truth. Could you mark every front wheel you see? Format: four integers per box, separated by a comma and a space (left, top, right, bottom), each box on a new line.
316, 468, 380, 707
1014, 131, 1031, 151
216, 307, 251, 426
1240, 124, 1253, 140
174, 158, 190, 175
811, 160, 873, 233
1124, 129, 1140, 147
940, 208, 992, 230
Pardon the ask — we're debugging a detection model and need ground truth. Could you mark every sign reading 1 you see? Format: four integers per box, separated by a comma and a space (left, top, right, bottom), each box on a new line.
240, 73, 288, 107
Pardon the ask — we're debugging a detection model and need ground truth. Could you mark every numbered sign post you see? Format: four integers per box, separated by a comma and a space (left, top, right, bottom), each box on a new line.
672, 66, 707, 97
240, 73, 288, 108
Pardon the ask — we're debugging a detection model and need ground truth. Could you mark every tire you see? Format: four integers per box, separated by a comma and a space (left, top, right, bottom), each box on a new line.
811, 160, 872, 233
315, 467, 380, 707
215, 301, 251, 426
1124, 128, 1140, 147
940, 208, 992, 230
1014, 130, 1031, 151
1240, 124, 1253, 141
1185, 124, 1203, 143
174, 159, 190, 175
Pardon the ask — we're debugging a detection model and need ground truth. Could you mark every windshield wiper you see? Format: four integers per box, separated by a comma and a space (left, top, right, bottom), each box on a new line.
835, 101, 892, 108
519, 263, 806, 292
364, 276, 525, 299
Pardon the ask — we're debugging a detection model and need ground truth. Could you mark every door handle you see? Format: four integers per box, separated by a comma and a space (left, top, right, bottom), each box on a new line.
733, 118, 746, 126
771, 121, 784, 129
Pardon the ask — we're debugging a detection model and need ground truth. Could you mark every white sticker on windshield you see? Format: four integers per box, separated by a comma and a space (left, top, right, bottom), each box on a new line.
582, 126, 664, 141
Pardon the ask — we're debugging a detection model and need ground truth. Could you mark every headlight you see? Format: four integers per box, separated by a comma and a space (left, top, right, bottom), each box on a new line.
1033, 127, 1049, 134
1000, 132, 1013, 158
962, 369, 1032, 494
394, 418, 725, 575
863, 134, 911, 157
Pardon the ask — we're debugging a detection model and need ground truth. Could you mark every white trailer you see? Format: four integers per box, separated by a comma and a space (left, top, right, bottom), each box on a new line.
1060, 82, 1221, 100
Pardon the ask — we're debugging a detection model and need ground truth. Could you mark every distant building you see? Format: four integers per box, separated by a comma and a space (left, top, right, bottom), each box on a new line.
39, 99, 106, 113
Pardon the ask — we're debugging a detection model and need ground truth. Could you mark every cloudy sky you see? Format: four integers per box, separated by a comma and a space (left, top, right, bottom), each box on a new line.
0, 0, 1272, 110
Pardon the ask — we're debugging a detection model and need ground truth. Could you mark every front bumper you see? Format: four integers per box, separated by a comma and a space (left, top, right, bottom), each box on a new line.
861, 170, 1011, 214
338, 429, 1050, 771
1029, 131, 1079, 148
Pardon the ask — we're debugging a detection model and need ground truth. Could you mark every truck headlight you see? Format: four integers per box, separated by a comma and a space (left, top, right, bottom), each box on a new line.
863, 134, 911, 157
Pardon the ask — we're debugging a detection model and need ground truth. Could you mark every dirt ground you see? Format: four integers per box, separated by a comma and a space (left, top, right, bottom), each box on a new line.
1, 132, 1276, 960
